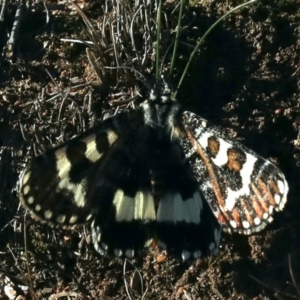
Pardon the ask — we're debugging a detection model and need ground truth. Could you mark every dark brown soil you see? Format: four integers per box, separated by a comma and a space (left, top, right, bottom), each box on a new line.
0, 0, 300, 299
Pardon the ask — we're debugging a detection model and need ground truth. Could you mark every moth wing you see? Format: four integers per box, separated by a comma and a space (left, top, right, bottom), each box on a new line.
20, 114, 128, 225
20, 112, 158, 256
180, 111, 288, 234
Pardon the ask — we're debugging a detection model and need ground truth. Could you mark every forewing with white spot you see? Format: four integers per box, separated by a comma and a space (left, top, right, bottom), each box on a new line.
19, 115, 123, 225
180, 111, 288, 234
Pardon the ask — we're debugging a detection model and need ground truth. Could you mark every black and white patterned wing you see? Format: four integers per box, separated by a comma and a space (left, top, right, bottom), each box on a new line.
20, 113, 133, 225
179, 111, 288, 234
20, 111, 158, 257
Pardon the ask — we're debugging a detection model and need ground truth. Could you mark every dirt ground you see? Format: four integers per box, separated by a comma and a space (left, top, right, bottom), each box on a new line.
0, 0, 300, 299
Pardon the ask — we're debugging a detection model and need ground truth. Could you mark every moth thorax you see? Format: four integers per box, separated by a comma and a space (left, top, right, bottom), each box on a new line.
140, 99, 180, 133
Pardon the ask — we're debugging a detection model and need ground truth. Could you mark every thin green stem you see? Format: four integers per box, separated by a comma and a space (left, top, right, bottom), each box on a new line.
169, 0, 185, 75
175, 0, 257, 97
156, 0, 162, 80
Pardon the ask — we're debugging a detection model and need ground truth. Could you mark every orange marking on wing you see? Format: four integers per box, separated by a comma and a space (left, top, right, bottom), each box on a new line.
269, 179, 280, 195
227, 149, 243, 172
231, 208, 242, 227
257, 178, 276, 206
240, 198, 254, 225
250, 195, 264, 219
185, 129, 232, 223
217, 213, 228, 225
207, 137, 220, 156
185, 129, 225, 207
251, 183, 269, 213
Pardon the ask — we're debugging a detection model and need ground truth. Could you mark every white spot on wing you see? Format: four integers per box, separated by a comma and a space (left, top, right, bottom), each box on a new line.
193, 250, 201, 259
269, 205, 274, 214
144, 239, 153, 247
182, 250, 191, 261
23, 185, 30, 195
27, 196, 34, 204
277, 180, 285, 194
97, 232, 101, 242
84, 134, 102, 162
91, 223, 102, 248
86, 214, 93, 221
114, 249, 122, 257
113, 189, 134, 221
101, 243, 108, 250
125, 249, 134, 258
157, 191, 202, 223
201, 120, 207, 127
242, 220, 250, 229
44, 210, 52, 219
113, 189, 156, 221
134, 191, 156, 220
55, 147, 87, 208
211, 139, 231, 167
107, 130, 118, 145
209, 242, 215, 251
196, 131, 211, 149
69, 215, 78, 224
35, 205, 41, 212
230, 220, 237, 228
274, 194, 281, 204
22, 171, 31, 185
73, 180, 87, 207
254, 217, 261, 225
57, 215, 66, 223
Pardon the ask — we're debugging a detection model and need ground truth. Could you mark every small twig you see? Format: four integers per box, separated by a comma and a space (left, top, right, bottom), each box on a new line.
169, 0, 185, 75
249, 274, 299, 299
57, 88, 71, 128
5, 4, 24, 58
183, 290, 193, 300
43, 1, 50, 24
288, 254, 300, 296
23, 214, 39, 300
19, 123, 30, 143
60, 38, 93, 45
123, 259, 145, 300
45, 68, 59, 90
130, 5, 143, 65
0, 0, 7, 21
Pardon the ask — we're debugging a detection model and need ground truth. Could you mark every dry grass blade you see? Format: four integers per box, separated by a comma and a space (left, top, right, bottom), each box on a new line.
86, 48, 105, 85
72, 0, 163, 100
288, 254, 300, 296
249, 273, 299, 299
73, 2, 106, 64
123, 259, 147, 300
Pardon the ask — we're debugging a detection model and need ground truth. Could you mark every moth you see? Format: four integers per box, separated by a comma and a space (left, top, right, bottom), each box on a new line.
19, 80, 288, 261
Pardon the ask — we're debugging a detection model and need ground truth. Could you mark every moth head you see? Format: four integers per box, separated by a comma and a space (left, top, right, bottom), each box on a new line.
140, 77, 180, 135
148, 76, 176, 104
